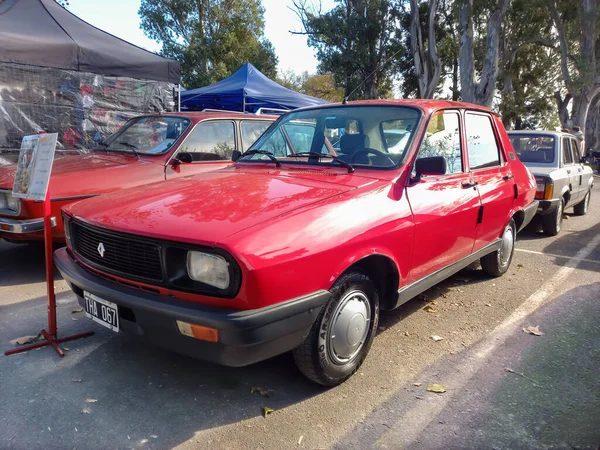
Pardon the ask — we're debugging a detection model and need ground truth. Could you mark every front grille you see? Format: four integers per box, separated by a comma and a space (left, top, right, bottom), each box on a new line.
71, 220, 163, 282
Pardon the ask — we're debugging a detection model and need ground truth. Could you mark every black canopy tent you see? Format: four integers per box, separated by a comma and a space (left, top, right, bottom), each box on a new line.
0, 0, 181, 150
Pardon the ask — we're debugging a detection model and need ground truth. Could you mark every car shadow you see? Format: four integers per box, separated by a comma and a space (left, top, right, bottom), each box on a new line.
0, 240, 64, 287
0, 291, 325, 450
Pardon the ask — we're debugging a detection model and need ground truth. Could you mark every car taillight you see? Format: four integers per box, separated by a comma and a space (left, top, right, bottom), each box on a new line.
534, 177, 553, 200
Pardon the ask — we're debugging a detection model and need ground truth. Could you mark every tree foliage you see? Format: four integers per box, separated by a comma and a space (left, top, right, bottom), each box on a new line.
139, 0, 278, 88
293, 0, 402, 100
278, 70, 345, 101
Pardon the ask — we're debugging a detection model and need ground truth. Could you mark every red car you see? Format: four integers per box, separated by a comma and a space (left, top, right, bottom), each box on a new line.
55, 100, 538, 386
0, 111, 275, 243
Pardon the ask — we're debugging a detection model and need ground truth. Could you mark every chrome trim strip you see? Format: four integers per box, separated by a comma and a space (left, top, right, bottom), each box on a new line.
0, 216, 57, 233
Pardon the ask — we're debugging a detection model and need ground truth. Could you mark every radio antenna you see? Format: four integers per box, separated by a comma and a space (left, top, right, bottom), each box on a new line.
342, 46, 405, 104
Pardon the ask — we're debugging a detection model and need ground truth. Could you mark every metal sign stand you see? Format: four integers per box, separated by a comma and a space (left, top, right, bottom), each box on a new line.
4, 134, 94, 357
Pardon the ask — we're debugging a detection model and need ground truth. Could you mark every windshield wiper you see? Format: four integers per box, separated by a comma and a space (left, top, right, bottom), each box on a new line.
295, 152, 354, 173
241, 150, 281, 167
118, 142, 140, 158
97, 141, 110, 154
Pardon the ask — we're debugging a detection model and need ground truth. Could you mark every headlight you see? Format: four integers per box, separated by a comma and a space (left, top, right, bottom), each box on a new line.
187, 251, 230, 289
63, 214, 72, 246
0, 191, 20, 214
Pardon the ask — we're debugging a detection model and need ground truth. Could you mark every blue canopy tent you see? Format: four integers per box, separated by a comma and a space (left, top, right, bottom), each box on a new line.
180, 63, 327, 113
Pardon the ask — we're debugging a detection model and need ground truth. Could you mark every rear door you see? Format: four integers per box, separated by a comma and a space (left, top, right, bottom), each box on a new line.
561, 137, 580, 205
465, 112, 516, 253
405, 110, 481, 282
167, 120, 237, 178
569, 137, 587, 198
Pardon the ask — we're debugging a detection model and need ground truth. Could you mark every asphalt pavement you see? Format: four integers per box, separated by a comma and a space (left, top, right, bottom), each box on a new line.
1, 180, 599, 450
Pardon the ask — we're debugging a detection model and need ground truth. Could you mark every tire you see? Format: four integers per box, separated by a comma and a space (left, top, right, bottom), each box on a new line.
541, 197, 564, 236
573, 189, 591, 216
480, 218, 516, 277
293, 271, 379, 386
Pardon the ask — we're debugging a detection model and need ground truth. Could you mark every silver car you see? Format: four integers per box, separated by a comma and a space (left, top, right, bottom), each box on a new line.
508, 130, 594, 236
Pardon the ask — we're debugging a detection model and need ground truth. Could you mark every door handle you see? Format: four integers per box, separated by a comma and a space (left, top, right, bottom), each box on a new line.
503, 174, 514, 181
462, 180, 478, 188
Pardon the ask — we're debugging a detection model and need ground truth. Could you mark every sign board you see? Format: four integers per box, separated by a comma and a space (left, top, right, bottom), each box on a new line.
12, 133, 58, 201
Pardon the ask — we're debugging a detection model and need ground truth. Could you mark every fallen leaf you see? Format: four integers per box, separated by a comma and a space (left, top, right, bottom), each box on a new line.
71, 379, 82, 383
47, 426, 51, 431
251, 386, 270, 397
298, 435, 304, 445
413, 382, 422, 387
517, 264, 524, 269
404, 331, 410, 336
82, 408, 91, 414
423, 305, 437, 313
440, 293, 448, 298
10, 333, 43, 346
485, 303, 492, 307
523, 325, 543, 336
262, 406, 274, 418
430, 335, 444, 342
426, 384, 447, 393
71, 317, 78, 321
71, 308, 84, 314
84, 398, 97, 403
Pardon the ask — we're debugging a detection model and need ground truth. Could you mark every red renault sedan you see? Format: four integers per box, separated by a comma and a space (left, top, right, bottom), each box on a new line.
0, 111, 275, 243
55, 100, 538, 385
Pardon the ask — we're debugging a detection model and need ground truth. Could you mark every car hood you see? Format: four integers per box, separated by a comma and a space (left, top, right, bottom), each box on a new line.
67, 168, 376, 245
0, 152, 162, 197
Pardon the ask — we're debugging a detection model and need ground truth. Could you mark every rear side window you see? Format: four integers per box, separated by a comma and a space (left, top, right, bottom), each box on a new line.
241, 120, 272, 151
570, 138, 581, 161
416, 111, 462, 174
180, 121, 236, 160
562, 138, 573, 165
465, 113, 501, 170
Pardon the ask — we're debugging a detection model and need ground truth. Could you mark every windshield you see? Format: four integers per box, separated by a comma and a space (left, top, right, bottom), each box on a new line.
242, 106, 421, 169
509, 134, 556, 164
102, 116, 191, 155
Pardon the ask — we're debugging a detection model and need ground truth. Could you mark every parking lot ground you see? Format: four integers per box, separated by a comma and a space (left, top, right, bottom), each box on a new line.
1, 180, 599, 450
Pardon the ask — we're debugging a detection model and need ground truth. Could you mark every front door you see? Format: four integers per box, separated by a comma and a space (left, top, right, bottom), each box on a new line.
464, 112, 516, 253
406, 111, 481, 283
569, 137, 586, 199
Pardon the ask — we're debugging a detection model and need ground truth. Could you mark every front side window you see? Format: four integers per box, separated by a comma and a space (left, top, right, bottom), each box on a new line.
241, 120, 272, 151
562, 138, 573, 165
510, 134, 556, 164
415, 112, 462, 174
465, 113, 501, 170
103, 116, 190, 155
243, 106, 421, 169
179, 121, 236, 160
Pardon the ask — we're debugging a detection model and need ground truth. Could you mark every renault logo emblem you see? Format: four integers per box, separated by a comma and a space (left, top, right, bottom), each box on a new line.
97, 242, 105, 257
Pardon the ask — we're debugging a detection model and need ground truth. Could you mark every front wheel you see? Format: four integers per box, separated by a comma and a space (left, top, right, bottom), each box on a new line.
293, 271, 379, 386
573, 190, 591, 216
480, 219, 516, 277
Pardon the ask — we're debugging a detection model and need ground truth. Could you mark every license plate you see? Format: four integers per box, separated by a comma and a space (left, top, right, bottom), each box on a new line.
84, 292, 119, 332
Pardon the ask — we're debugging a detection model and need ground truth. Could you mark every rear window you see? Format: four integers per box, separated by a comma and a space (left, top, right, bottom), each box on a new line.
510, 134, 556, 164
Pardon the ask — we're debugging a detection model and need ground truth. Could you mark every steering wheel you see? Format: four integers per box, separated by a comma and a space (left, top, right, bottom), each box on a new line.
350, 148, 395, 165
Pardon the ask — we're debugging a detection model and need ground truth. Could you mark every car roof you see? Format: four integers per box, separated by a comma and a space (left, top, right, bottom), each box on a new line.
507, 130, 573, 138
291, 99, 497, 116
147, 111, 278, 123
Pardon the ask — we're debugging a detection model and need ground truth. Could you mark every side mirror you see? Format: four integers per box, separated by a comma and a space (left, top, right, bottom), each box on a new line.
414, 156, 447, 180
176, 152, 193, 164
231, 150, 242, 162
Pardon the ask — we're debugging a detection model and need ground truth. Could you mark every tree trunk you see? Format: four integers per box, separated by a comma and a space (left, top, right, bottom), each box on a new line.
410, 0, 441, 99
458, 0, 476, 104
585, 92, 600, 155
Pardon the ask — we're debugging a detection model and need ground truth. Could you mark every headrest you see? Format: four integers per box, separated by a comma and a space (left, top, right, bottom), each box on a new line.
340, 133, 367, 154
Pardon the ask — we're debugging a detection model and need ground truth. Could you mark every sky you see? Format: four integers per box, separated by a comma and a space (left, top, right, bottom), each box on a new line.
66, 0, 337, 77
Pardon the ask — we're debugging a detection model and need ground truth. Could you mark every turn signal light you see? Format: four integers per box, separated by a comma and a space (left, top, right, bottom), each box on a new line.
0, 224, 9, 231
544, 184, 553, 200
176, 320, 219, 343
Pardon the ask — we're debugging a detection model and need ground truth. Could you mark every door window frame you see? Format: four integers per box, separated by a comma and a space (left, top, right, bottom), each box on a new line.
168, 119, 238, 164
463, 111, 505, 172
561, 136, 574, 167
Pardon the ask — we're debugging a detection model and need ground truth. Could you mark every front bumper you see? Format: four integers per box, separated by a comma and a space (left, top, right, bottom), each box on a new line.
54, 248, 330, 367
536, 198, 560, 216
0, 216, 56, 233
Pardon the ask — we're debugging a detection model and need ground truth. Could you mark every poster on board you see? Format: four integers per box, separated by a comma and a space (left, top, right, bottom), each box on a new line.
12, 133, 58, 201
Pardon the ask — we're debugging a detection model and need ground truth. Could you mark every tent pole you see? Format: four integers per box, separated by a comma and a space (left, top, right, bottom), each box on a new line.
242, 95, 246, 114
178, 84, 181, 112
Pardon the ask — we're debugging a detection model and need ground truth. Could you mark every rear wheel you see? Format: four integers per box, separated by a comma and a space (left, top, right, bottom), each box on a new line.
573, 190, 591, 216
480, 219, 516, 277
293, 271, 379, 386
541, 198, 564, 236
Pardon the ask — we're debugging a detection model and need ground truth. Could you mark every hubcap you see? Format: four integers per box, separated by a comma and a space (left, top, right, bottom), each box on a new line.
556, 200, 563, 232
328, 290, 371, 365
499, 224, 514, 266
